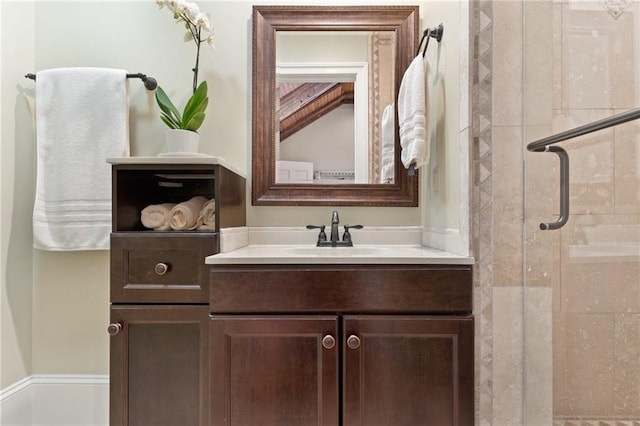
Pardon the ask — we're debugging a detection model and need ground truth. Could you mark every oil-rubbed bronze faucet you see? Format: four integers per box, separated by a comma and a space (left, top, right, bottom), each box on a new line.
307, 210, 363, 247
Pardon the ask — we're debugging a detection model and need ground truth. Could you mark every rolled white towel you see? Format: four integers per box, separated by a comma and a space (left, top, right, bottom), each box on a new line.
141, 203, 175, 231
196, 198, 216, 231
169, 196, 208, 230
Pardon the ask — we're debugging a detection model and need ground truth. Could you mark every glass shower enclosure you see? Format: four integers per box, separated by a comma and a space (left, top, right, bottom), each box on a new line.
523, 1, 640, 424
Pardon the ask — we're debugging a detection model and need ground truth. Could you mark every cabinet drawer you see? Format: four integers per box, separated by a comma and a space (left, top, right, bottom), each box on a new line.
111, 234, 217, 303
210, 265, 472, 313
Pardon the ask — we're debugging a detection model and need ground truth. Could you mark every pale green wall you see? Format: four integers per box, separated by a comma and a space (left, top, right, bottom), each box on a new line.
0, 0, 465, 386
1, 0, 35, 390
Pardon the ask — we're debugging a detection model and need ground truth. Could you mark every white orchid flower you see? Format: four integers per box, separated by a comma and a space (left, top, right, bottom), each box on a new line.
205, 34, 215, 47
185, 2, 200, 20
155, 0, 164, 9
194, 12, 211, 32
166, 0, 179, 11
176, 1, 198, 19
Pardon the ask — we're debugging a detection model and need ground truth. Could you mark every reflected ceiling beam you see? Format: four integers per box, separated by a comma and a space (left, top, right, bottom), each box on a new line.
279, 82, 354, 141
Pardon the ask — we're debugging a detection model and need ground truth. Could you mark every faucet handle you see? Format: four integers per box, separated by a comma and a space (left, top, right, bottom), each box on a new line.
342, 224, 363, 244
306, 224, 327, 242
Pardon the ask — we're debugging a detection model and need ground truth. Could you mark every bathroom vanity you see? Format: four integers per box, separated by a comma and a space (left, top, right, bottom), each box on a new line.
207, 245, 474, 426
106, 157, 245, 426
105, 159, 473, 425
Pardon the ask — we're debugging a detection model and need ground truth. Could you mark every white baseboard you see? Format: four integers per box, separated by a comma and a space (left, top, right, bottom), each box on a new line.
0, 375, 108, 426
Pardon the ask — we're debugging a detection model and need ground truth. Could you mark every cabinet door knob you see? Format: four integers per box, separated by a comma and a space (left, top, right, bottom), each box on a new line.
107, 323, 123, 336
322, 334, 336, 350
154, 262, 170, 276
347, 335, 361, 349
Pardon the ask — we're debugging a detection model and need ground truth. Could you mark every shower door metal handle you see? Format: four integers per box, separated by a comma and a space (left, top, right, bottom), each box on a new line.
540, 146, 569, 231
526, 107, 640, 230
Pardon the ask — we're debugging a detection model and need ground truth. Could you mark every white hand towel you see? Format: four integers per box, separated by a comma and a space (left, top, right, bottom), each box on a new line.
380, 103, 395, 183
397, 54, 432, 170
196, 199, 216, 231
141, 203, 176, 231
33, 67, 129, 250
169, 196, 208, 231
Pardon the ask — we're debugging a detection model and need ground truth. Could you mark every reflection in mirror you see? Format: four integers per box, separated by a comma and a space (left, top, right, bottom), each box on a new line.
275, 31, 395, 185
252, 6, 419, 206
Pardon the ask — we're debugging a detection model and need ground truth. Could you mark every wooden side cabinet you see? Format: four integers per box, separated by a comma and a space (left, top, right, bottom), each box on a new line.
108, 158, 245, 426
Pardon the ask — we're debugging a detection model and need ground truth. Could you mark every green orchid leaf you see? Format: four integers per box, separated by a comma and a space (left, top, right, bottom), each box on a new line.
156, 82, 209, 131
160, 113, 179, 129
160, 110, 181, 128
155, 86, 182, 124
182, 81, 208, 125
183, 97, 208, 128
184, 111, 206, 132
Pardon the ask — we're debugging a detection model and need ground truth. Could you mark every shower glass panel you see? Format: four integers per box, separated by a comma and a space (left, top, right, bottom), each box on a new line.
524, 1, 640, 424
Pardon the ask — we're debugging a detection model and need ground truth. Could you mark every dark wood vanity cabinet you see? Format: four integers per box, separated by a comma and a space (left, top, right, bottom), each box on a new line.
108, 160, 245, 426
209, 265, 474, 426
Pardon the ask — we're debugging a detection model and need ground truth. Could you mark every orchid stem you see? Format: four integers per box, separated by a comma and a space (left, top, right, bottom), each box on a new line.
192, 26, 201, 94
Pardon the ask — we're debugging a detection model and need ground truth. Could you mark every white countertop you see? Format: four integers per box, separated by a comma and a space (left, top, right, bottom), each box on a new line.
205, 244, 474, 265
107, 155, 245, 178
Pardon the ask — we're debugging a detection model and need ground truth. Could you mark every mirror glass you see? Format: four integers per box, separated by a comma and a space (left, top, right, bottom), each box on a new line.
252, 6, 419, 206
275, 31, 396, 185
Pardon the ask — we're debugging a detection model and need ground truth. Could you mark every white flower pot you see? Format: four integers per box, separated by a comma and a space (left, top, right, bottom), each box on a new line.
165, 129, 200, 153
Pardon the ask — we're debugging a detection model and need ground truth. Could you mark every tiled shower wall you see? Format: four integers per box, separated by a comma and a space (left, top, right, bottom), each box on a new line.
479, 0, 640, 424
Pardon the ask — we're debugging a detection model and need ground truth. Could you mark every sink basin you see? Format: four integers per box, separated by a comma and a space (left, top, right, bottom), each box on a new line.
283, 246, 394, 257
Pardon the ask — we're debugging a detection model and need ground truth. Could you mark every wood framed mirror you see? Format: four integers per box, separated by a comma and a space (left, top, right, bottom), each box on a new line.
252, 5, 419, 206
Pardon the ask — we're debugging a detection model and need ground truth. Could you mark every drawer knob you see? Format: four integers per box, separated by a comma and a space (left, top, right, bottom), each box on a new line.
154, 262, 170, 276
347, 335, 360, 349
107, 323, 122, 336
322, 335, 336, 350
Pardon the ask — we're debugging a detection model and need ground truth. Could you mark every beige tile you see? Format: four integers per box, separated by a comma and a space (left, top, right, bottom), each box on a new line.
492, 0, 523, 127
493, 127, 523, 286
614, 314, 640, 416
553, 312, 615, 417
524, 287, 553, 425
493, 287, 523, 425
560, 214, 640, 314
523, 0, 553, 127
562, 260, 639, 313
551, 3, 562, 110
614, 114, 640, 214
525, 219, 561, 288
560, 4, 636, 110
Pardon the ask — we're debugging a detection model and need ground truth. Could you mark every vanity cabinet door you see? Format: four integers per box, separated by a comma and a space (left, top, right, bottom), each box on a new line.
109, 305, 210, 426
343, 315, 474, 426
210, 315, 339, 426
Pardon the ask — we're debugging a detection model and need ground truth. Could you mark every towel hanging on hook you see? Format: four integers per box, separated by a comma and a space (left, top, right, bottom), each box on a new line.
403, 23, 443, 177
